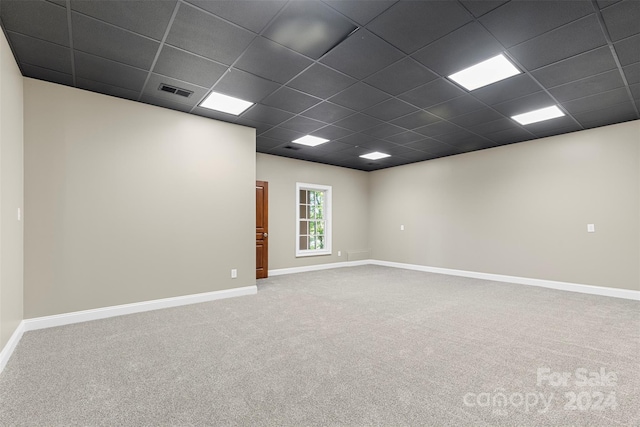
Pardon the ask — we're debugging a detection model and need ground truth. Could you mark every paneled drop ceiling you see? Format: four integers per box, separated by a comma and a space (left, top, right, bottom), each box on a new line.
1, 0, 638, 171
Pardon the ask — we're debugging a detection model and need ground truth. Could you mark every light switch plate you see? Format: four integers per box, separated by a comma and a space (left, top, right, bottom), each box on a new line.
587, 224, 595, 233
400, 225, 405, 231
231, 269, 237, 278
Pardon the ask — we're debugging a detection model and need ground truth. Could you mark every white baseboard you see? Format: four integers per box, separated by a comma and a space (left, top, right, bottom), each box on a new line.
269, 260, 370, 276
0, 320, 25, 374
369, 260, 640, 301
22, 285, 257, 332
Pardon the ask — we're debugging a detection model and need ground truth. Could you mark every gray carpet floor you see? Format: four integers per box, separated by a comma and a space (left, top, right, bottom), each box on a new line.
0, 265, 638, 426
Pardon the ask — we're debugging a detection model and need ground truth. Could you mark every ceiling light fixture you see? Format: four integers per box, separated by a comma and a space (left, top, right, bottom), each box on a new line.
360, 152, 391, 160
448, 54, 520, 91
511, 105, 565, 125
199, 91, 253, 115
292, 135, 330, 147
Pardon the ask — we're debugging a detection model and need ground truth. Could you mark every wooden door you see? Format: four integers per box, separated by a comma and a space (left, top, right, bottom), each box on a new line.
256, 181, 268, 279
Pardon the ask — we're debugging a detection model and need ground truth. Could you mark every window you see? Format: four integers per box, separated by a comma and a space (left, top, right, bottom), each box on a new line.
296, 182, 332, 257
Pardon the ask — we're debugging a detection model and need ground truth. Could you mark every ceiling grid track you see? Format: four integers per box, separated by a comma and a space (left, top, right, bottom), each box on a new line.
137, 0, 181, 102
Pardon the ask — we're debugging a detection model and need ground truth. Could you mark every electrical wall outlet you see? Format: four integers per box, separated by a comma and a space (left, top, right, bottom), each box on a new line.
587, 224, 595, 233
400, 225, 405, 231
338, 251, 341, 257
231, 269, 237, 278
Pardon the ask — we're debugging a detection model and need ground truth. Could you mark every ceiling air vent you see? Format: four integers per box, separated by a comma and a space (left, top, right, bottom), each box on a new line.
158, 83, 193, 98
284, 145, 301, 151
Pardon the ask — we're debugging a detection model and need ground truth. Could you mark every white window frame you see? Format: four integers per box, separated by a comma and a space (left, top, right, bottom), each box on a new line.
296, 182, 332, 257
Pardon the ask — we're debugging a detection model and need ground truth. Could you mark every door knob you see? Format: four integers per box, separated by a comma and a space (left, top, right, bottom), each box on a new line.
263, 232, 268, 237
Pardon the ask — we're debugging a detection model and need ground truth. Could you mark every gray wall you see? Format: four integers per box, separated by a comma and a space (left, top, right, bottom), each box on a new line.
256, 153, 370, 270
24, 79, 256, 318
0, 30, 24, 349
369, 120, 640, 291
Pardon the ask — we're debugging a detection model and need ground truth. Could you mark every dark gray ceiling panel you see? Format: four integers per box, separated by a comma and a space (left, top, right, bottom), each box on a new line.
493, 91, 558, 117
597, 0, 623, 8
21, 63, 73, 86
531, 46, 618, 88
212, 69, 279, 104
70, 0, 176, 40
404, 138, 449, 153
7, 31, 71, 74
361, 123, 406, 138
485, 127, 535, 145
363, 98, 417, 121
165, 3, 255, 65
0, 0, 69, 46
72, 12, 159, 70
287, 64, 356, 98
479, 0, 594, 47
508, 15, 607, 71
338, 132, 377, 146
235, 37, 312, 84
449, 108, 505, 128
613, 34, 640, 66
319, 29, 403, 79
74, 51, 148, 92
468, 118, 520, 136
311, 125, 354, 141
322, 0, 396, 25
390, 111, 441, 130
279, 116, 326, 134
261, 126, 306, 142
329, 82, 389, 110
301, 102, 354, 123
184, 0, 285, 33
573, 100, 638, 127
367, 1, 471, 54
472, 74, 541, 105
414, 121, 462, 138
261, 87, 321, 113
623, 62, 640, 84
562, 87, 631, 114
313, 140, 353, 153
76, 77, 140, 101
364, 58, 437, 96
399, 79, 466, 109
333, 113, 383, 132
384, 131, 424, 145
240, 104, 293, 126
548, 70, 625, 102
459, 0, 508, 18
412, 22, 504, 76
256, 136, 285, 151
601, 0, 640, 42
154, 45, 227, 89
262, 1, 356, 59
426, 95, 485, 120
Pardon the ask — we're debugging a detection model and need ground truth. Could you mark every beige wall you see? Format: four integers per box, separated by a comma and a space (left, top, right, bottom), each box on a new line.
0, 30, 24, 349
24, 79, 256, 318
369, 120, 640, 291
256, 153, 370, 270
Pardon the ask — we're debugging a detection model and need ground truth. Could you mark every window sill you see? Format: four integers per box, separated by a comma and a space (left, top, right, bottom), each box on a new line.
296, 250, 332, 258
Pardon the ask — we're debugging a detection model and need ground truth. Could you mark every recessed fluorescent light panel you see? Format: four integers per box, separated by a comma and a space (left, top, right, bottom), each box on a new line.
199, 91, 253, 115
448, 54, 520, 91
511, 105, 565, 125
360, 152, 391, 160
292, 135, 329, 147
